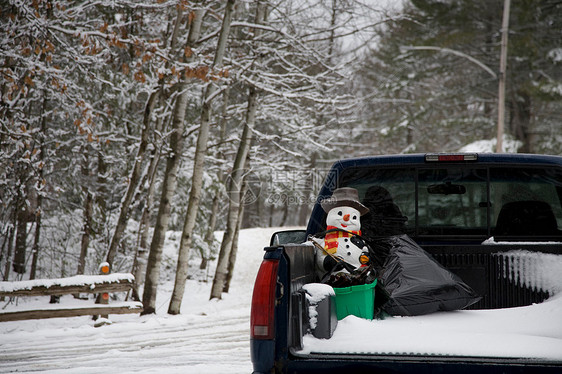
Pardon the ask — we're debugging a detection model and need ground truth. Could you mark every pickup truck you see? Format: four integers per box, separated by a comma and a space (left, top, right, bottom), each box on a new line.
250, 153, 562, 374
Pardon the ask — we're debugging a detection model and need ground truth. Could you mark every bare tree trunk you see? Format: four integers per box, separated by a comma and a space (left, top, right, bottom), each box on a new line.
131, 201, 151, 301
13, 205, 28, 275
108, 4, 187, 271
280, 202, 289, 226
143, 4, 209, 315
511, 91, 532, 153
105, 90, 159, 267
78, 191, 93, 275
142, 85, 189, 315
0, 223, 7, 268
327, 0, 338, 63
210, 84, 259, 300
200, 191, 220, 270
200, 84, 231, 271
77, 151, 93, 276
223, 179, 247, 293
30, 95, 47, 280
0, 224, 14, 301
298, 204, 310, 226
29, 208, 41, 280
495, 0, 510, 153
131, 106, 163, 301
2, 223, 14, 281
96, 150, 108, 230
168, 0, 237, 314
209, 1, 266, 300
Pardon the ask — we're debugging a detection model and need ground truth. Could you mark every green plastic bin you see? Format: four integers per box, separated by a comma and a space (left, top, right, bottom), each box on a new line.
333, 279, 377, 320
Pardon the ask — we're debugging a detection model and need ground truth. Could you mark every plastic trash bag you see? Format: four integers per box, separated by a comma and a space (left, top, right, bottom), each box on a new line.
370, 235, 481, 316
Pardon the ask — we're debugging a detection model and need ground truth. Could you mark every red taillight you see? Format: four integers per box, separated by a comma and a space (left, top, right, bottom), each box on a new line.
251, 259, 279, 339
425, 153, 478, 162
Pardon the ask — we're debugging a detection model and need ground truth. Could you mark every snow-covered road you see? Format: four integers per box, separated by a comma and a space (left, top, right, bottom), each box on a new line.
0, 227, 277, 373
0, 299, 250, 373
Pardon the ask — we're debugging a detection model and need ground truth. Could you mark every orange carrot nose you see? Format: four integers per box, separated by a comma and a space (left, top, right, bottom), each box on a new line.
343, 214, 350, 221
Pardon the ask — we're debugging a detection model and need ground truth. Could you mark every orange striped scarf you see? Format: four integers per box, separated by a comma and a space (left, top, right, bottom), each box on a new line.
323, 226, 361, 254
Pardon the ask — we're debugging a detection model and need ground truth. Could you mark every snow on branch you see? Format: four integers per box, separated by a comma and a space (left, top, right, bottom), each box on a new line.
400, 46, 497, 79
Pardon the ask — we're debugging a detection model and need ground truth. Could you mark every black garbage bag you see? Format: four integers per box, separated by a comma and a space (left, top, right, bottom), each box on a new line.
371, 235, 481, 316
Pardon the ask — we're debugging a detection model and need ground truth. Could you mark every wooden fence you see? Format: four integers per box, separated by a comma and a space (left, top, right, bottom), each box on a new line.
0, 273, 143, 322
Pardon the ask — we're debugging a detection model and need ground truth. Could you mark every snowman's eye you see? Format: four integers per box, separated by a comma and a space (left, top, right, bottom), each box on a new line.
338, 211, 343, 216
353, 215, 357, 220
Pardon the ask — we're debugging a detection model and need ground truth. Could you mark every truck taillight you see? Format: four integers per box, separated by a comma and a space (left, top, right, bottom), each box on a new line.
251, 259, 279, 340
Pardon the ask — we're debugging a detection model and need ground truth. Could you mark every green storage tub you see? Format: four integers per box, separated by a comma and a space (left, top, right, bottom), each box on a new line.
333, 279, 377, 320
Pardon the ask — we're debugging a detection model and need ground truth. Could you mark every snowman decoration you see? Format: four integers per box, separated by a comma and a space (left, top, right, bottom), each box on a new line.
314, 187, 371, 279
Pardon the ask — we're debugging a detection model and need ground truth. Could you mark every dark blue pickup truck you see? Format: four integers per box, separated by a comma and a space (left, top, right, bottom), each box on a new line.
250, 153, 562, 374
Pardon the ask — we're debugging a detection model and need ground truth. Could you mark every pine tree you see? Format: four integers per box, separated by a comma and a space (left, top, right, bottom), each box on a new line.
354, 0, 561, 154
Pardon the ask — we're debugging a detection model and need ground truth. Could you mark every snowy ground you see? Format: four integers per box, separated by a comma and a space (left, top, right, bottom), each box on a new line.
1, 227, 562, 373
0, 227, 276, 374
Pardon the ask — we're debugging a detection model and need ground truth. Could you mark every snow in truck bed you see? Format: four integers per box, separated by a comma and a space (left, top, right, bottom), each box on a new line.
299, 247, 562, 361
299, 294, 562, 360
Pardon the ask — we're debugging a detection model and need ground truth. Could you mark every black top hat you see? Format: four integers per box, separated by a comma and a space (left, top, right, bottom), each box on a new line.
321, 187, 369, 216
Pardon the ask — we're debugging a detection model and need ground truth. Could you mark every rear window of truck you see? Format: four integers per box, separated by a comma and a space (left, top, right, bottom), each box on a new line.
339, 165, 562, 240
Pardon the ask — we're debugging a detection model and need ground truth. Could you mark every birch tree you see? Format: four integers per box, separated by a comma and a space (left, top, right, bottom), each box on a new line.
130, 92, 165, 301
168, 0, 237, 315
142, 2, 216, 314
105, 89, 160, 267
210, 84, 259, 300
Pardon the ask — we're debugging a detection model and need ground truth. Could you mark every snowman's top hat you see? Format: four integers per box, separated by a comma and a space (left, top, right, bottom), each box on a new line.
321, 187, 369, 216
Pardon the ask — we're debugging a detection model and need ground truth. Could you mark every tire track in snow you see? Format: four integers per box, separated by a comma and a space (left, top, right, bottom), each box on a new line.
0, 312, 251, 373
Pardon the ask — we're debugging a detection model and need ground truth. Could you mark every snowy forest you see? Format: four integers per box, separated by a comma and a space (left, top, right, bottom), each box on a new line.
1, 0, 561, 315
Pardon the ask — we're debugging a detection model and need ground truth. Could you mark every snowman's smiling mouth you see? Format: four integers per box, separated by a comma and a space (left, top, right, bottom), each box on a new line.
341, 223, 348, 228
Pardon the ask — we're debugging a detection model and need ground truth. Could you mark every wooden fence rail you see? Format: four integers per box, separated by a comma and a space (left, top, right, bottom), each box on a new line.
0, 273, 143, 322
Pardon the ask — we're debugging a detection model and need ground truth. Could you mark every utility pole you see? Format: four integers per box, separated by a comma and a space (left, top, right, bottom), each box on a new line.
495, 0, 510, 153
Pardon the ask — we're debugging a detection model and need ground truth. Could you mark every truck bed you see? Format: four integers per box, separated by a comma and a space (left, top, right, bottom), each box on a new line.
284, 241, 562, 361
296, 294, 562, 361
